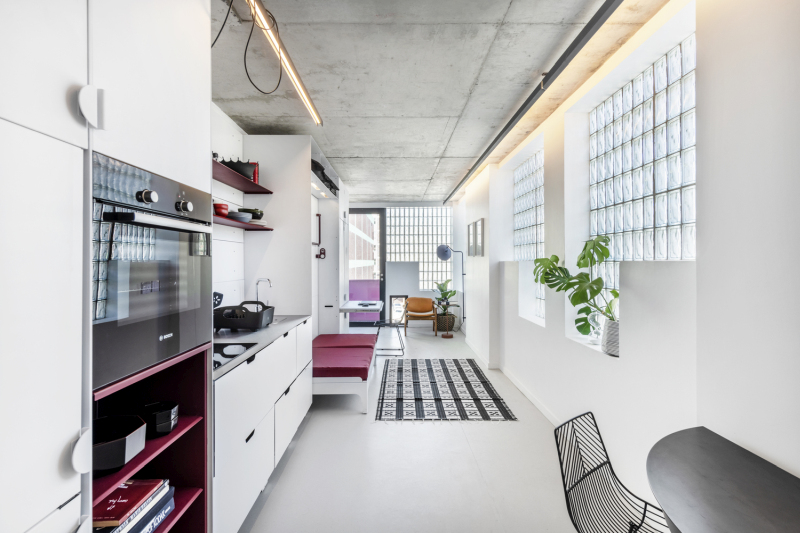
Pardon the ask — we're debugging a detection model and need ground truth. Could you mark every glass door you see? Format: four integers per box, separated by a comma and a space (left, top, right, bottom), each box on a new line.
348, 208, 385, 326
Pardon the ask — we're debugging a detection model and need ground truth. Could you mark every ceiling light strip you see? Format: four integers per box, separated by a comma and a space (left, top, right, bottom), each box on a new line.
443, 0, 625, 203
247, 0, 323, 126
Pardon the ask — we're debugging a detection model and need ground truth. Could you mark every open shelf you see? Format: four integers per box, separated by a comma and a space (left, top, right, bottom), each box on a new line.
93, 416, 203, 506
214, 215, 274, 231
212, 160, 273, 194
158, 487, 203, 533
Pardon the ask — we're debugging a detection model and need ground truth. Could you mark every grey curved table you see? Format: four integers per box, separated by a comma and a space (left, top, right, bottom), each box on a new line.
647, 427, 800, 533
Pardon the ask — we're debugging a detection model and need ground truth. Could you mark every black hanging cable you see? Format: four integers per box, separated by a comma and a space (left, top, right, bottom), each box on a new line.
244, 3, 283, 95
211, 0, 234, 48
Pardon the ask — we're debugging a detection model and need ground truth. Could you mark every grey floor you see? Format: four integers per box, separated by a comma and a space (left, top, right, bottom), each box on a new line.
240, 325, 574, 533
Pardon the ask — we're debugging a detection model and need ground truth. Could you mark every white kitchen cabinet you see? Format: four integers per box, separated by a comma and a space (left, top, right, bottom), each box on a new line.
213, 407, 274, 533
296, 318, 313, 375
274, 363, 313, 467
0, 120, 84, 532
0, 0, 88, 148
25, 497, 81, 533
91, 0, 211, 192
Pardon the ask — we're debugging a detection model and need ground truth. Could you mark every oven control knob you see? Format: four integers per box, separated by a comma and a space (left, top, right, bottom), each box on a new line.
136, 190, 158, 204
175, 200, 194, 213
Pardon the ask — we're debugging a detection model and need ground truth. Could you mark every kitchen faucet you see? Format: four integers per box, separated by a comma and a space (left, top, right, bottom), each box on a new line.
256, 278, 273, 306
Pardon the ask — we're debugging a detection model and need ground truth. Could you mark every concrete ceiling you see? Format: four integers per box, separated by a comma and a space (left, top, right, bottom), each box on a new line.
210, 0, 630, 202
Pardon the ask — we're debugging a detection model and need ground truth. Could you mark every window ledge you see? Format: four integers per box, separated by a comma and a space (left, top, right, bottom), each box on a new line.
566, 333, 605, 355
519, 314, 545, 328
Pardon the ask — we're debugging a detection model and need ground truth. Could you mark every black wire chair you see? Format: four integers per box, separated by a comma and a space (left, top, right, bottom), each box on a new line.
554, 412, 670, 533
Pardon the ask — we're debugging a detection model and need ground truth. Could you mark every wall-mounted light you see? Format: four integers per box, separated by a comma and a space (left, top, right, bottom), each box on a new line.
311, 182, 320, 190
247, 0, 322, 126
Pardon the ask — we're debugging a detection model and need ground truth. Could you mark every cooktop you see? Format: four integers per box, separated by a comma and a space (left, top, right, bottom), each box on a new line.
212, 343, 258, 370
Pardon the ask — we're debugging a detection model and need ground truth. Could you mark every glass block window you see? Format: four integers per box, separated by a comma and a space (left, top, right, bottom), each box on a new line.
386, 207, 452, 291
588, 33, 696, 292
514, 149, 545, 319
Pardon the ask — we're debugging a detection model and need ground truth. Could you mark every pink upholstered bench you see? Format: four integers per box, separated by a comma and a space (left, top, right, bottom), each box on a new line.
312, 334, 379, 413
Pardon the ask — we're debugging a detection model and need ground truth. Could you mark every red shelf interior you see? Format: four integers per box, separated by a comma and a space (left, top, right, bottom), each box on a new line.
158, 487, 203, 533
93, 416, 202, 506
212, 160, 273, 194
93, 346, 209, 531
214, 215, 274, 231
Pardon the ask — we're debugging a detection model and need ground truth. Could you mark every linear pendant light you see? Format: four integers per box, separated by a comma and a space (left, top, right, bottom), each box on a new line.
246, 0, 323, 126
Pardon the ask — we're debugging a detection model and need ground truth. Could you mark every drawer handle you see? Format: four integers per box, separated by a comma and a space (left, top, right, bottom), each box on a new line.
303, 319, 308, 324
284, 385, 291, 396
283, 332, 289, 337
246, 354, 256, 364
246, 429, 255, 443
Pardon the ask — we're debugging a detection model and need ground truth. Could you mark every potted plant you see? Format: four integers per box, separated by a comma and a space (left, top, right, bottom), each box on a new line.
433, 279, 460, 338
533, 235, 620, 356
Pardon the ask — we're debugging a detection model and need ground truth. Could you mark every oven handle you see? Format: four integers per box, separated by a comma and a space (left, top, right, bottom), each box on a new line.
103, 211, 212, 234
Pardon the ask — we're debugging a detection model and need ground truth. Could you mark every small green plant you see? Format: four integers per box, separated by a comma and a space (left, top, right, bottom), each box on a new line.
433, 279, 460, 316
533, 235, 618, 335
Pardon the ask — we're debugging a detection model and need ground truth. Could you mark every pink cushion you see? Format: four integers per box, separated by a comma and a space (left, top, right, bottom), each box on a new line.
313, 334, 377, 349
312, 347, 374, 381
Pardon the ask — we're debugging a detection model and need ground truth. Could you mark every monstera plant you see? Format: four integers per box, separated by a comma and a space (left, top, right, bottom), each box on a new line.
533, 235, 618, 337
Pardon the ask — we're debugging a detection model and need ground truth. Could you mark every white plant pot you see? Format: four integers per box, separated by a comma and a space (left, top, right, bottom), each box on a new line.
601, 319, 619, 357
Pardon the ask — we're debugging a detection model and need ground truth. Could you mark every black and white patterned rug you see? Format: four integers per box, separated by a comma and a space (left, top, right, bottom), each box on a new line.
376, 359, 517, 421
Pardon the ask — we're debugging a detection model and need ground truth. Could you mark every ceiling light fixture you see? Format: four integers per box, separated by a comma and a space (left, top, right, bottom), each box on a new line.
311, 182, 320, 190
246, 0, 322, 126
321, 192, 328, 198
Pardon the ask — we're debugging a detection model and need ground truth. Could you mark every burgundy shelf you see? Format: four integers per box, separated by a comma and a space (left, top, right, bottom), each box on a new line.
158, 487, 203, 533
94, 343, 211, 401
212, 160, 273, 194
214, 215, 274, 231
93, 416, 203, 506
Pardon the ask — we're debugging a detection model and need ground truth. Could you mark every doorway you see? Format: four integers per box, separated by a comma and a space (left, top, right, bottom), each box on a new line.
348, 208, 385, 326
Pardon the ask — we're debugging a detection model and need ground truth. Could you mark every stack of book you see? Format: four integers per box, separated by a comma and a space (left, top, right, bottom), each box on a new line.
93, 479, 174, 533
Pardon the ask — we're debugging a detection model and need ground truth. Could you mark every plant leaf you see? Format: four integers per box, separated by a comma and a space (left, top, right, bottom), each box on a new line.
575, 316, 592, 335
610, 289, 619, 299
576, 236, 611, 268
567, 273, 604, 307
577, 306, 592, 316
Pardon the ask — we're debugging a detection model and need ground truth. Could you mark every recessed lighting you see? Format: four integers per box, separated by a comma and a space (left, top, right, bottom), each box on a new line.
311, 182, 320, 190
321, 192, 328, 198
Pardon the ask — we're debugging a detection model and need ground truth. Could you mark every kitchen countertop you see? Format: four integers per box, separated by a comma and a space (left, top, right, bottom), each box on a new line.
213, 314, 311, 380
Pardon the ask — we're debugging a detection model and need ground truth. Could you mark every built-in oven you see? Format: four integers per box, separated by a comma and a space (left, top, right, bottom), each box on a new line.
91, 152, 212, 389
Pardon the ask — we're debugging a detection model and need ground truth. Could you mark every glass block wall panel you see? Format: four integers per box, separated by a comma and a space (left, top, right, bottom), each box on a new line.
514, 149, 545, 319
589, 32, 696, 288
386, 207, 452, 291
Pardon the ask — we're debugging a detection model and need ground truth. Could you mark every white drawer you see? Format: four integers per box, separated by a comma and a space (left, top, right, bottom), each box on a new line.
260, 328, 297, 406
213, 407, 274, 533
274, 363, 313, 467
215, 347, 271, 439
296, 319, 312, 375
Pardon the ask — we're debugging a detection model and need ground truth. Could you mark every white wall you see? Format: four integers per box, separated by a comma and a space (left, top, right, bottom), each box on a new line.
243, 136, 312, 316
212, 102, 244, 161
211, 106, 246, 307
695, 0, 800, 476
462, 166, 493, 366
311, 196, 320, 337
455, 0, 700, 499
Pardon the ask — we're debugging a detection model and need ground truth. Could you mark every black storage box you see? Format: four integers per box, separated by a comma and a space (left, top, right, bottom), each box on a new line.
214, 301, 274, 332
141, 401, 179, 439
93, 415, 146, 475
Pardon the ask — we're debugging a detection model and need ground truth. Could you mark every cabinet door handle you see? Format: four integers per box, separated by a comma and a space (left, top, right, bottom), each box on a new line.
283, 332, 289, 337
246, 354, 256, 364
245, 429, 255, 443
284, 385, 291, 396
71, 427, 92, 474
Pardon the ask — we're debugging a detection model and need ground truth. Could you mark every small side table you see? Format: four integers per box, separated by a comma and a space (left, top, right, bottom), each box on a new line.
373, 320, 404, 357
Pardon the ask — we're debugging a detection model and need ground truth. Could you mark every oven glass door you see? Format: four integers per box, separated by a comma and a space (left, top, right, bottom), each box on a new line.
92, 201, 211, 389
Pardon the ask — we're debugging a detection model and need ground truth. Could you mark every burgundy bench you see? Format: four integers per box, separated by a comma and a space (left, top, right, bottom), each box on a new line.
312, 334, 378, 413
